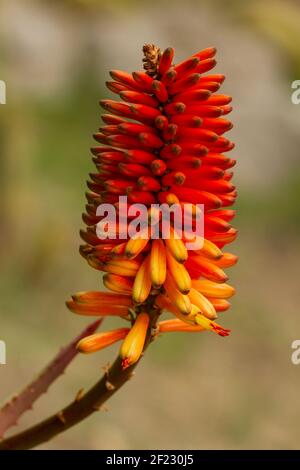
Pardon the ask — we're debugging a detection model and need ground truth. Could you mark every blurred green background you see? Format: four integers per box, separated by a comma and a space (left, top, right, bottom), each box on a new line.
1, 0, 300, 450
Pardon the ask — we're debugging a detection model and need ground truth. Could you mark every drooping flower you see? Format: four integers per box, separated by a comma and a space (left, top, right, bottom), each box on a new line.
77, 327, 130, 354
66, 44, 237, 367
119, 312, 149, 369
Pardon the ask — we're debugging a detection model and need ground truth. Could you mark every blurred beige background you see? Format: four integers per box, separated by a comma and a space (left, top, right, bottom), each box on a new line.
1, 0, 300, 450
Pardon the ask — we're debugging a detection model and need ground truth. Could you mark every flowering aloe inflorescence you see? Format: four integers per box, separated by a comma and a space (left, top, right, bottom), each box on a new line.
66, 44, 238, 369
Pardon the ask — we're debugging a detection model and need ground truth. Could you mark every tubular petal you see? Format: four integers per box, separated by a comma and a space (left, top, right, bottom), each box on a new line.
120, 313, 150, 368
77, 328, 130, 353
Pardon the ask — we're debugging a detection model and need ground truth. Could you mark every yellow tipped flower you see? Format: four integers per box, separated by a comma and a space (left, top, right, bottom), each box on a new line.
125, 228, 150, 259
150, 239, 166, 288
158, 319, 205, 333
188, 287, 217, 320
191, 279, 235, 299
72, 291, 131, 306
207, 297, 231, 312
120, 312, 150, 369
103, 273, 133, 293
166, 248, 191, 294
77, 328, 129, 353
213, 252, 238, 268
195, 238, 223, 260
171, 303, 202, 325
154, 292, 192, 321
132, 255, 152, 304
164, 227, 188, 263
66, 300, 130, 318
163, 272, 192, 315
103, 258, 141, 277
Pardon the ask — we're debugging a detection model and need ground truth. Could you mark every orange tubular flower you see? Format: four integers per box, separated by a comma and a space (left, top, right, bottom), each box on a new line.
67, 44, 238, 367
120, 312, 150, 369
77, 328, 130, 354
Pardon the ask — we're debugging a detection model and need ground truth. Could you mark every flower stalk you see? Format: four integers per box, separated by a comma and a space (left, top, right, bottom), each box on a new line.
0, 306, 161, 450
0, 319, 102, 440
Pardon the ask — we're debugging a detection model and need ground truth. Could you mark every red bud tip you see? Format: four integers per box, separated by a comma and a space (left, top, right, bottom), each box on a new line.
210, 323, 231, 337
159, 47, 174, 75
121, 358, 131, 370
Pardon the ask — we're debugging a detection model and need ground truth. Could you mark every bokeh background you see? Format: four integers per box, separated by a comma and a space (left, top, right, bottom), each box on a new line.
1, 0, 300, 450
